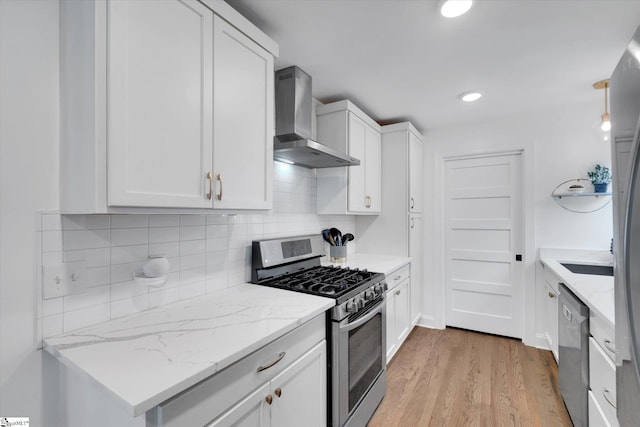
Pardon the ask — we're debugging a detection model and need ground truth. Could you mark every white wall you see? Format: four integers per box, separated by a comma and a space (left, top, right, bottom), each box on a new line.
425, 101, 613, 344
0, 0, 63, 424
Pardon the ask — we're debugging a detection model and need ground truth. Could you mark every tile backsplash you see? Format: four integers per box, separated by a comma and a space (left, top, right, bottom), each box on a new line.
36, 163, 355, 341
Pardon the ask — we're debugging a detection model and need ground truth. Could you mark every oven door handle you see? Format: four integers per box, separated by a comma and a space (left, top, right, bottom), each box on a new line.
340, 301, 384, 332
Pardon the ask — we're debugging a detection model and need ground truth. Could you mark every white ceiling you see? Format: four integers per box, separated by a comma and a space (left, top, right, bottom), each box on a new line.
227, 0, 640, 134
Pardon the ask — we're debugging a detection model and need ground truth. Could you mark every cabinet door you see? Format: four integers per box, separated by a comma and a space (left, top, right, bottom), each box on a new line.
270, 341, 326, 427
386, 290, 397, 361
409, 214, 423, 322
544, 280, 559, 361
207, 382, 270, 427
347, 113, 367, 212
365, 125, 382, 212
108, 0, 213, 208
409, 133, 423, 213
394, 280, 411, 345
213, 15, 274, 210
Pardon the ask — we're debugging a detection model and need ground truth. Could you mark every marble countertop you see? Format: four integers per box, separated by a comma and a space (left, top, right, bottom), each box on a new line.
322, 253, 411, 276
539, 248, 614, 330
43, 284, 334, 417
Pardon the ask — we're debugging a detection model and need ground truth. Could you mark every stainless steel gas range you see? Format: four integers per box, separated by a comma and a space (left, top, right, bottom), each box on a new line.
251, 234, 387, 427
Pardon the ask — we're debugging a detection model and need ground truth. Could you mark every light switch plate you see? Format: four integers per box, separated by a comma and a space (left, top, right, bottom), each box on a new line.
43, 260, 88, 299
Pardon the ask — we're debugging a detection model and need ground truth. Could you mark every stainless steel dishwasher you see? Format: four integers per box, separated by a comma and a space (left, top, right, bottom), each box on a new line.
558, 283, 589, 427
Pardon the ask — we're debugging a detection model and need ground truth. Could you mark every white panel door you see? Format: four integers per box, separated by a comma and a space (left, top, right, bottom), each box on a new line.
270, 342, 326, 427
108, 0, 213, 208
444, 153, 523, 338
212, 15, 273, 210
409, 133, 423, 213
347, 114, 367, 212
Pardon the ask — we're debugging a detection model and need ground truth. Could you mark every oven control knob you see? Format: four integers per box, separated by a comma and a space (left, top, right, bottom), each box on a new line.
356, 297, 366, 309
364, 289, 375, 301
374, 284, 383, 295
346, 300, 358, 313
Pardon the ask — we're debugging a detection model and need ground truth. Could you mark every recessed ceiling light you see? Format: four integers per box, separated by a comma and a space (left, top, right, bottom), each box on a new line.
459, 91, 482, 102
438, 0, 473, 18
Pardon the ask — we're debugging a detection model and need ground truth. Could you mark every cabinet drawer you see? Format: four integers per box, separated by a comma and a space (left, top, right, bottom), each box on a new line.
591, 312, 616, 362
589, 338, 618, 426
386, 264, 410, 291
589, 390, 613, 427
541, 263, 561, 293
148, 315, 325, 427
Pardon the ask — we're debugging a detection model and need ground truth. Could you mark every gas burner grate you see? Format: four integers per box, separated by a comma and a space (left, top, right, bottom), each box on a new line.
260, 265, 376, 298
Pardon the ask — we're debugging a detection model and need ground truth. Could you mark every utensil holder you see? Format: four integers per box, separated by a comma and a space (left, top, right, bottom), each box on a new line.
330, 246, 347, 263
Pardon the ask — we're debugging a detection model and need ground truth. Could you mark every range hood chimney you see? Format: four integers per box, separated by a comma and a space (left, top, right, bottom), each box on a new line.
274, 66, 360, 168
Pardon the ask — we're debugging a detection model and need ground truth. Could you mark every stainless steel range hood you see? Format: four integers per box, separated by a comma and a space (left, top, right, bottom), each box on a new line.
274, 66, 360, 168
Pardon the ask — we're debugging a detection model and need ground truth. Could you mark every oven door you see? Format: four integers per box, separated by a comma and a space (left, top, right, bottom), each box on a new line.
332, 298, 386, 427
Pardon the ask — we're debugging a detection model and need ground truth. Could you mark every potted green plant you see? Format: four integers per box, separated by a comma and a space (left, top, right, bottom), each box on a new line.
587, 164, 612, 193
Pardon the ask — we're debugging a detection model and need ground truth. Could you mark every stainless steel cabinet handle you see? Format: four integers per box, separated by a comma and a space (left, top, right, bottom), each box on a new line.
548, 292, 556, 298
365, 195, 371, 208
395, 290, 401, 296
265, 395, 273, 405
604, 339, 617, 354
275, 387, 282, 398
602, 388, 617, 409
410, 197, 415, 209
206, 172, 213, 200
257, 352, 286, 372
411, 218, 415, 229
217, 173, 223, 201
394, 275, 401, 281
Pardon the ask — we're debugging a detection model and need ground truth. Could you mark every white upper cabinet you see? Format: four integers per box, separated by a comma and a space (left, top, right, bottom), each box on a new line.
409, 132, 423, 213
212, 15, 273, 210
108, 0, 214, 208
316, 100, 382, 215
60, 0, 277, 213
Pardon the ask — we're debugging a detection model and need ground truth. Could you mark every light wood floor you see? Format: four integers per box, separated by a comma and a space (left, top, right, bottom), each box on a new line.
369, 327, 572, 426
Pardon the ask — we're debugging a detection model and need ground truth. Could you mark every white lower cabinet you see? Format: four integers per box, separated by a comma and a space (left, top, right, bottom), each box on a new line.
544, 280, 559, 361
386, 264, 411, 362
209, 341, 326, 427
589, 337, 618, 426
148, 315, 326, 427
540, 262, 560, 361
589, 390, 613, 427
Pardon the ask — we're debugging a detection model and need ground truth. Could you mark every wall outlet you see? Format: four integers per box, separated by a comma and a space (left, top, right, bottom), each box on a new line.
43, 260, 88, 299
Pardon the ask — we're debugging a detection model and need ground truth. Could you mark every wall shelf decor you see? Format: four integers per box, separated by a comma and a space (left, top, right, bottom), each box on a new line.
551, 178, 612, 213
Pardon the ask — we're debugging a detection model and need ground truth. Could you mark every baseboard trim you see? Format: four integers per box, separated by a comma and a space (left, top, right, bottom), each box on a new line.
530, 332, 551, 351
416, 314, 445, 330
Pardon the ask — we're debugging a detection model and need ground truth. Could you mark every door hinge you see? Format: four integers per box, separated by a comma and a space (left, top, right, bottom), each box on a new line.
515, 254, 522, 261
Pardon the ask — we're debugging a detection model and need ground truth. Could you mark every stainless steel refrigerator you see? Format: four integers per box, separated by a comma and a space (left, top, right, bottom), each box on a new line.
612, 25, 640, 427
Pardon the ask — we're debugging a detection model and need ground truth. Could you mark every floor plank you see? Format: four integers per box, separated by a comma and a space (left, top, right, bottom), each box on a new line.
369, 327, 572, 427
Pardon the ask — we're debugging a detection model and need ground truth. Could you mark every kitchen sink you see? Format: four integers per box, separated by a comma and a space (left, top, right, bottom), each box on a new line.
560, 263, 614, 276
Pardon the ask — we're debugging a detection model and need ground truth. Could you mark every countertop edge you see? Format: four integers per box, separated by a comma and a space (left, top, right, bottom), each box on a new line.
43, 288, 335, 417
539, 256, 614, 331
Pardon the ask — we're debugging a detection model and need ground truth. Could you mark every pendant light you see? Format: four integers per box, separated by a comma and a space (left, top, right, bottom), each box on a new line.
593, 79, 611, 132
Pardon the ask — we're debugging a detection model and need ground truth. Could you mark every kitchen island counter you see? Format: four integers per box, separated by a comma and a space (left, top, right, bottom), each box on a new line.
43, 284, 334, 418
